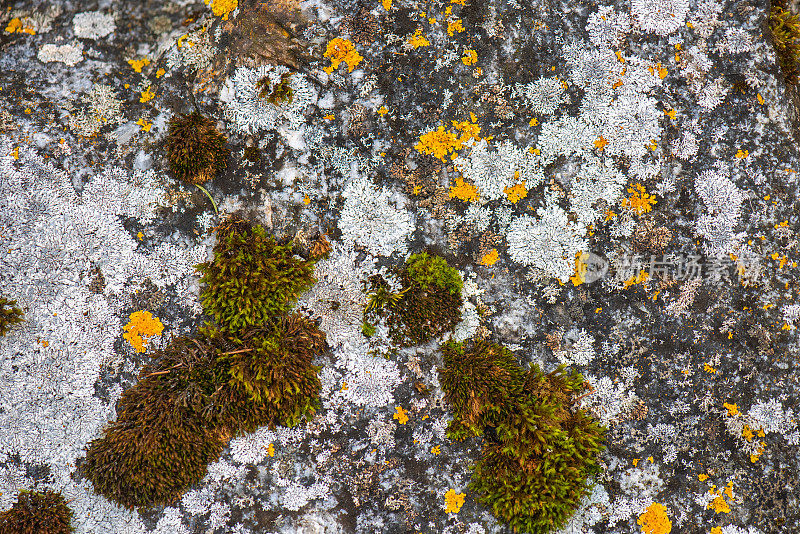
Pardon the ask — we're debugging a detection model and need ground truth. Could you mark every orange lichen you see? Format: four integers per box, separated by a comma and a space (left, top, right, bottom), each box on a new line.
594, 136, 608, 150
122, 311, 164, 353
444, 489, 465, 514
449, 176, 479, 202
503, 179, 527, 204
127, 58, 150, 73
393, 406, 409, 424
637, 503, 672, 534
323, 38, 363, 73
623, 270, 649, 289
139, 86, 155, 103
416, 126, 460, 160
480, 249, 499, 266
708, 495, 730, 514
723, 402, 740, 416
462, 49, 477, 65
622, 183, 657, 215
206, 0, 238, 20
408, 28, 431, 48
447, 19, 464, 36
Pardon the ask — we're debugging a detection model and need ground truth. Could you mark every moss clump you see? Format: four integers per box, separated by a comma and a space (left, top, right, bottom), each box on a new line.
195, 218, 316, 333
164, 112, 230, 185
365, 252, 462, 346
256, 72, 295, 105
771, 4, 800, 84
439, 341, 606, 533
85, 218, 327, 509
83, 337, 229, 509
0, 296, 24, 337
438, 340, 525, 439
0, 489, 74, 534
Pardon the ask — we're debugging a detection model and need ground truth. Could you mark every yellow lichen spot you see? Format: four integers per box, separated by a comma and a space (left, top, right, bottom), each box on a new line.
140, 86, 156, 103
594, 136, 608, 150
615, 50, 625, 63
742, 424, 754, 442
452, 119, 481, 146
24, 108, 31, 114
451, 0, 466, 5
704, 363, 717, 374
698, 474, 709, 481
623, 270, 649, 289
447, 19, 464, 36
393, 406, 409, 424
127, 57, 150, 73
123, 310, 164, 353
382, 0, 392, 10
664, 108, 676, 120
757, 93, 765, 105
723, 402, 739, 416
711, 528, 722, 534
462, 49, 477, 65
429, 17, 437, 24
632, 458, 639, 466
504, 180, 528, 204
735, 149, 749, 159
431, 445, 441, 455
377, 105, 389, 116
604, 209, 616, 221
621, 183, 657, 215
11, 147, 19, 160
637, 503, 672, 534
724, 482, 734, 500
480, 249, 499, 267
571, 251, 591, 286
408, 28, 431, 48
5, 18, 22, 33
267, 443, 275, 457
449, 176, 479, 202
708, 495, 730, 514
156, 68, 166, 78
303, 195, 311, 205
137, 231, 144, 241
208, 0, 238, 20
647, 456, 654, 463
324, 38, 363, 73
416, 126, 459, 161
136, 118, 152, 132
324, 114, 335, 120
529, 117, 539, 127
444, 489, 465, 514
612, 79, 623, 89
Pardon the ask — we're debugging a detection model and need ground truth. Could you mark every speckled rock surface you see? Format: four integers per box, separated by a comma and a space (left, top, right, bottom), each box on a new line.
1, 0, 799, 533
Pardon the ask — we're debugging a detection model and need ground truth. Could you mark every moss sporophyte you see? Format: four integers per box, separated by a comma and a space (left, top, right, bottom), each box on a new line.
439, 340, 606, 533
84, 218, 326, 509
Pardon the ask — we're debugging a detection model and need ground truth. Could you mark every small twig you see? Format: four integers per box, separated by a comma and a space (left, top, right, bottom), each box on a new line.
195, 183, 219, 214
218, 347, 254, 355
143, 362, 185, 378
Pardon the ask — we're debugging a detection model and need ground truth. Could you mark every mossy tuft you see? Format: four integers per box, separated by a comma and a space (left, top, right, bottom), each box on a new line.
0, 489, 74, 534
257, 72, 295, 105
195, 218, 316, 333
164, 112, 230, 185
770, 4, 800, 84
0, 296, 24, 337
365, 252, 462, 346
439, 340, 606, 533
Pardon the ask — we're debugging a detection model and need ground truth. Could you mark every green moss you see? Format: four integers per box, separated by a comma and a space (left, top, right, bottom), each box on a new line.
164, 112, 230, 185
439, 341, 605, 533
256, 72, 295, 105
771, 4, 800, 84
438, 340, 525, 439
83, 337, 229, 509
0, 296, 24, 337
196, 218, 316, 333
0, 490, 74, 534
406, 252, 463, 295
365, 252, 462, 346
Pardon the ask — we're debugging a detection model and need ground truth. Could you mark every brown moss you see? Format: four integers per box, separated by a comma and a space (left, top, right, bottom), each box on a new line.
0, 490, 74, 534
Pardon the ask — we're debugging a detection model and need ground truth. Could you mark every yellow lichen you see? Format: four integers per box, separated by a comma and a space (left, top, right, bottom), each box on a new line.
408, 28, 431, 49
594, 136, 608, 150
127, 58, 150, 73
480, 249, 499, 266
393, 406, 409, 424
267, 443, 275, 457
723, 402, 740, 416
503, 179, 527, 203
139, 86, 155, 103
622, 183, 657, 215
462, 49, 477, 65
206, 0, 238, 20
416, 126, 459, 160
698, 473, 709, 481
449, 176, 479, 202
382, 0, 392, 10
323, 38, 363, 73
623, 270, 649, 289
444, 489, 465, 514
122, 311, 164, 353
431, 445, 441, 455
377, 105, 389, 116
447, 19, 464, 36
707, 495, 730, 514
637, 503, 672, 534
136, 118, 152, 132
